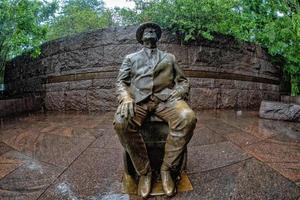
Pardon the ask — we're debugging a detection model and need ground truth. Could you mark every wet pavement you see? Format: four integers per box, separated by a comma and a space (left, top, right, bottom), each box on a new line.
0, 110, 300, 200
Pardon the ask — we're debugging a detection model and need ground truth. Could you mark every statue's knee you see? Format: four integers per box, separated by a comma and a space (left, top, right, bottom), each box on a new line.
181, 109, 197, 128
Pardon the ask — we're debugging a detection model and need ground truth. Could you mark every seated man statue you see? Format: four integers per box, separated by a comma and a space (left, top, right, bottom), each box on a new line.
113, 22, 197, 198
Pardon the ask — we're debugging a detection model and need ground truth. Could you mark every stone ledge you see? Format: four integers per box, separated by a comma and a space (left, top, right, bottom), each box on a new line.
46, 70, 280, 85
0, 96, 42, 117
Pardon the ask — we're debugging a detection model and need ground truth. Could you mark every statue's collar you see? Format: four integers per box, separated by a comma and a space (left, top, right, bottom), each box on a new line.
143, 47, 158, 57
141, 47, 167, 67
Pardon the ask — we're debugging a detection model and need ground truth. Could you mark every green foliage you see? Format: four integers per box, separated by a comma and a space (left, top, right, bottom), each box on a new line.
0, 0, 57, 84
46, 0, 114, 40
116, 0, 300, 96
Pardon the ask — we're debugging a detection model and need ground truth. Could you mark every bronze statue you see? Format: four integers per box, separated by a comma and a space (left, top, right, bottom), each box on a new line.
113, 22, 196, 198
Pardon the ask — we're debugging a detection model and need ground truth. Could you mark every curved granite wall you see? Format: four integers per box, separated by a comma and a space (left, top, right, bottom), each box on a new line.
4, 25, 280, 112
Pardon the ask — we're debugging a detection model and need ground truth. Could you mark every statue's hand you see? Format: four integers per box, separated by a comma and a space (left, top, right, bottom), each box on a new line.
117, 97, 134, 119
169, 90, 182, 102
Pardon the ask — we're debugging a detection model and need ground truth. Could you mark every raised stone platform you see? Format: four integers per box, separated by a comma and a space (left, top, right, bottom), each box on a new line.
0, 96, 42, 117
0, 110, 300, 199
281, 95, 300, 105
259, 100, 300, 122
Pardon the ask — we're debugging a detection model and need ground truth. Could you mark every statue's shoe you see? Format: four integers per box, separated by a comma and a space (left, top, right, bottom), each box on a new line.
161, 170, 176, 197
138, 172, 152, 198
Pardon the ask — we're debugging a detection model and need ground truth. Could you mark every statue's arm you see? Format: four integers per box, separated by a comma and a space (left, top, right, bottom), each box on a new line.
116, 56, 133, 103
172, 55, 190, 100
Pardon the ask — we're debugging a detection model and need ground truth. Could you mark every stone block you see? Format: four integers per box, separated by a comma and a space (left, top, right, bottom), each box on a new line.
187, 65, 218, 72
189, 78, 214, 88
215, 79, 235, 89
259, 101, 300, 122
45, 91, 65, 111
189, 88, 218, 110
41, 39, 64, 57
64, 90, 87, 111
23, 78, 44, 93
42, 31, 104, 56
103, 44, 141, 66
160, 30, 180, 44
234, 80, 260, 90
259, 58, 280, 78
92, 78, 116, 89
188, 46, 222, 67
59, 35, 84, 52
58, 47, 104, 72
237, 90, 250, 109
87, 89, 117, 112
247, 90, 263, 109
160, 44, 189, 65
217, 89, 238, 109
116, 25, 137, 44
255, 46, 268, 60
69, 80, 92, 90
101, 27, 117, 45
42, 55, 60, 75
73, 30, 103, 50
262, 92, 280, 102
45, 82, 69, 92
217, 55, 259, 76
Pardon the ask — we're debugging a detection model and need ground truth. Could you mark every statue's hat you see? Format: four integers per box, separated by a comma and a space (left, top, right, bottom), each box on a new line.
136, 22, 162, 44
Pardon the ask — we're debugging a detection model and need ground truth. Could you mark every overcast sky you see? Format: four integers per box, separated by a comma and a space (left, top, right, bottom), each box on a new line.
103, 0, 135, 9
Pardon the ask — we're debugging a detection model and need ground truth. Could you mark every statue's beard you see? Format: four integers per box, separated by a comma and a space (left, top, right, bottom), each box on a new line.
143, 37, 157, 48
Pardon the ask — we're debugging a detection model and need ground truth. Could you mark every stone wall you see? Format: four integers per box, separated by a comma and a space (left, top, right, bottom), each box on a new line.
3, 25, 281, 112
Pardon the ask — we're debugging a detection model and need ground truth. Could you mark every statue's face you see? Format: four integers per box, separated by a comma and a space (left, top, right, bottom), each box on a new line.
142, 27, 158, 44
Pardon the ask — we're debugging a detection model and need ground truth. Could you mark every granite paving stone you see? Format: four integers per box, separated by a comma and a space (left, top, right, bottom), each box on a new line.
1, 130, 42, 157
245, 139, 300, 184
0, 155, 23, 180
259, 119, 300, 143
0, 142, 14, 156
2, 130, 95, 168
37, 147, 123, 200
179, 158, 300, 200
0, 150, 63, 200
187, 141, 251, 173
189, 126, 227, 147
90, 129, 122, 149
33, 133, 95, 168
0, 110, 299, 199
215, 111, 277, 140
223, 130, 260, 147
203, 117, 244, 136
41, 125, 100, 139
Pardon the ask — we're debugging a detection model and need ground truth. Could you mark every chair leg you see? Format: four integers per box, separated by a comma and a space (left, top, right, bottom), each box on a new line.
180, 148, 188, 172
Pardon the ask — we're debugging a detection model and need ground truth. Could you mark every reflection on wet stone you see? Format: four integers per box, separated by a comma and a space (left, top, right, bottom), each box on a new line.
258, 119, 300, 142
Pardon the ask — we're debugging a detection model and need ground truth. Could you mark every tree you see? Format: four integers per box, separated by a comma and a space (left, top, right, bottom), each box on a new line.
0, 0, 57, 84
116, 0, 300, 96
46, 0, 114, 40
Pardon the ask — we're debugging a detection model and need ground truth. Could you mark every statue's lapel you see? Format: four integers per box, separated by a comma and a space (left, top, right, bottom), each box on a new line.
154, 50, 167, 69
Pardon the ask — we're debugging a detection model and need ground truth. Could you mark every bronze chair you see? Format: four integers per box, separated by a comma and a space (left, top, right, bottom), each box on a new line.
123, 114, 187, 183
